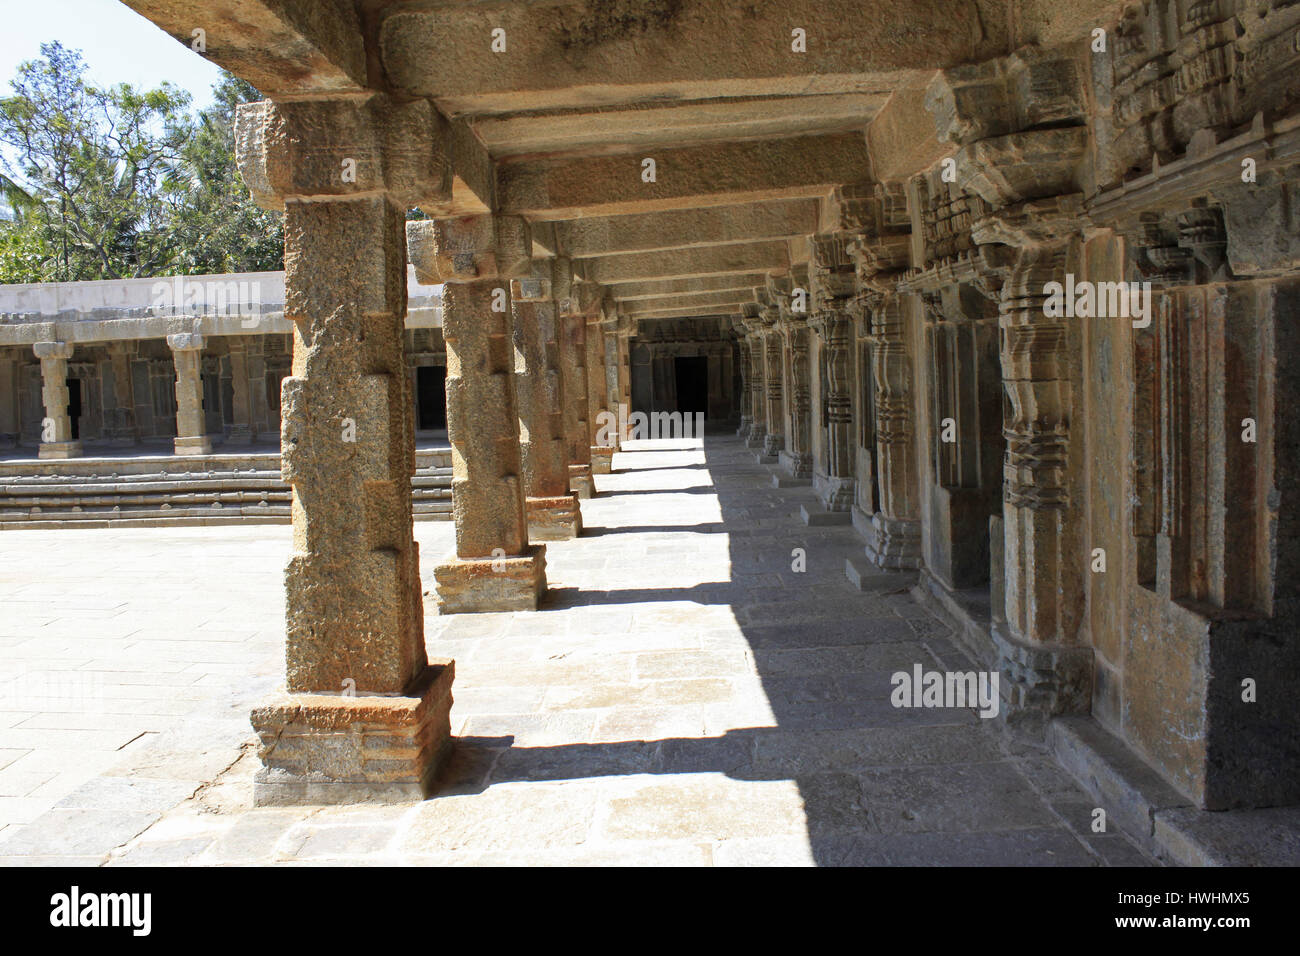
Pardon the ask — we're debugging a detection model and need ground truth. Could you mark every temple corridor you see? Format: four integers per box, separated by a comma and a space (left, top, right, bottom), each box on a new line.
0, 438, 1152, 865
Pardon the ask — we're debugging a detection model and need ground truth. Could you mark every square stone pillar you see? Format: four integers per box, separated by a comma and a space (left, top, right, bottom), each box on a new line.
512, 261, 582, 539
734, 336, 752, 437
780, 320, 814, 479
604, 324, 624, 441
34, 342, 82, 459
103, 342, 138, 446
741, 315, 767, 448
587, 321, 614, 474
234, 96, 455, 804
556, 263, 595, 498
0, 349, 22, 449
226, 339, 256, 444
407, 214, 548, 612
167, 333, 213, 456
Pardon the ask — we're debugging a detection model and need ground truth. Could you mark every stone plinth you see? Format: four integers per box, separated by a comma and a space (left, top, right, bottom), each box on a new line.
434, 545, 547, 613
251, 660, 455, 806
526, 493, 583, 540
590, 446, 614, 474
569, 462, 594, 499
37, 441, 83, 460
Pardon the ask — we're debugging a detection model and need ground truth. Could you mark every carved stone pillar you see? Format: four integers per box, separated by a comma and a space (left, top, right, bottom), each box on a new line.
556, 264, 594, 498
226, 338, 269, 445
406, 214, 548, 611
741, 308, 766, 448
865, 293, 922, 567
511, 260, 582, 539
734, 332, 752, 438
761, 321, 784, 460
166, 333, 211, 456
0, 350, 18, 448
780, 321, 813, 479
102, 342, 138, 446
34, 342, 82, 459
234, 96, 454, 804
587, 319, 614, 473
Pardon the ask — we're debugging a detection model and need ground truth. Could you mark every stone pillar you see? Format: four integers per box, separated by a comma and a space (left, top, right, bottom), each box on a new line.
0, 349, 22, 448
34, 342, 82, 459
734, 334, 752, 437
810, 235, 858, 511
741, 311, 766, 448
587, 320, 614, 473
512, 260, 582, 539
167, 333, 212, 456
103, 342, 138, 446
866, 292, 922, 567
226, 338, 259, 444
556, 263, 594, 499
781, 320, 814, 479
406, 213, 548, 612
233, 96, 454, 804
761, 322, 785, 460
604, 322, 624, 441
616, 326, 633, 441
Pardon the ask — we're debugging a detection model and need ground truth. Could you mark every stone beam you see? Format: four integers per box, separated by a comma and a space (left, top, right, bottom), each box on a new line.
578, 243, 789, 285
499, 133, 872, 220
608, 274, 770, 301
379, 0, 1011, 113
122, 0, 367, 97
628, 308, 740, 321
625, 292, 753, 315
555, 200, 819, 258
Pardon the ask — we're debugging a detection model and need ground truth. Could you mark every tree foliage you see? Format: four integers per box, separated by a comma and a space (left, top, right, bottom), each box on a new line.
0, 42, 283, 283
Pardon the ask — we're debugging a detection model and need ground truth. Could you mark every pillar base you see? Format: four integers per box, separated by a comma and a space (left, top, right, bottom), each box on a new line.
736, 415, 751, 437
174, 435, 213, 456
434, 544, 548, 613
569, 463, 595, 499
225, 425, 254, 446
744, 425, 766, 449
865, 513, 924, 570
526, 494, 583, 540
249, 660, 455, 806
38, 441, 83, 460
762, 432, 783, 457
590, 445, 615, 474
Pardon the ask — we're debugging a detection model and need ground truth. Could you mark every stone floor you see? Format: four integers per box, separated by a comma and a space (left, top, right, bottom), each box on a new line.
0, 436, 1155, 866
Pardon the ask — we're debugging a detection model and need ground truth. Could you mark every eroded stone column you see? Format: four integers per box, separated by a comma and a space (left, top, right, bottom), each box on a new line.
512, 260, 581, 539
734, 333, 752, 438
167, 333, 212, 456
810, 235, 858, 512
226, 339, 258, 444
407, 213, 548, 611
34, 342, 82, 459
234, 96, 454, 804
587, 319, 615, 473
556, 264, 594, 498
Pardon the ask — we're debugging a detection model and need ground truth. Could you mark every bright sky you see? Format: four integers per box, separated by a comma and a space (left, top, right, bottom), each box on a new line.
0, 0, 226, 110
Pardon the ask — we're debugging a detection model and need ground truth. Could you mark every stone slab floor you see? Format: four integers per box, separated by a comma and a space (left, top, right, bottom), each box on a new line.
0, 437, 1155, 866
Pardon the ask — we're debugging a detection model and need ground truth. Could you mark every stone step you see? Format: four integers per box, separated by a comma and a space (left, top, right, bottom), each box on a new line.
0, 460, 454, 527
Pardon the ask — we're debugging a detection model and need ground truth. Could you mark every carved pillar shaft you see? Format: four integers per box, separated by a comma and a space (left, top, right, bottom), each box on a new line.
735, 337, 752, 437
587, 322, 614, 472
784, 325, 813, 478
512, 262, 581, 539
816, 309, 855, 510
34, 341, 81, 459
104, 342, 137, 445
762, 328, 785, 457
868, 294, 922, 567
744, 331, 766, 447
167, 333, 211, 456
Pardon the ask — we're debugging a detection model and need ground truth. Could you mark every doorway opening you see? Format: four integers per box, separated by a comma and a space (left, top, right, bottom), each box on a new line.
674, 356, 708, 418
416, 365, 446, 430
67, 377, 82, 440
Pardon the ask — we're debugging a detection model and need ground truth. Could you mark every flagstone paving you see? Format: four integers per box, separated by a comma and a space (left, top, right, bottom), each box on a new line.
0, 437, 1155, 866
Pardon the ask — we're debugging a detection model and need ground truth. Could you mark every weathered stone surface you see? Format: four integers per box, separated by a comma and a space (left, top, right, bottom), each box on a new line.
433, 545, 547, 614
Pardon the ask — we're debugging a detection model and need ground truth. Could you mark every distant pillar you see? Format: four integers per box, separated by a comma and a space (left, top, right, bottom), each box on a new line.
34, 341, 82, 459
167, 333, 212, 456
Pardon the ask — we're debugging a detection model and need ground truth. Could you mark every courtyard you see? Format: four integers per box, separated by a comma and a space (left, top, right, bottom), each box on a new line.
0, 438, 1152, 866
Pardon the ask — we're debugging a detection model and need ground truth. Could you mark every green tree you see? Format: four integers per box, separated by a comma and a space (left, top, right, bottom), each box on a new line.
0, 41, 192, 281
0, 43, 283, 283
166, 73, 283, 275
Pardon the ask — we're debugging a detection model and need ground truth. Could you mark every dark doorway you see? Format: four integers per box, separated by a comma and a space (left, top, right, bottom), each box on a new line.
416, 365, 446, 430
67, 377, 82, 440
674, 356, 708, 418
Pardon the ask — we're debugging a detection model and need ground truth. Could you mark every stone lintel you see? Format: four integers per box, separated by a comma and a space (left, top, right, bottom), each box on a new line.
435, 544, 548, 614
250, 660, 455, 806
579, 242, 790, 285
